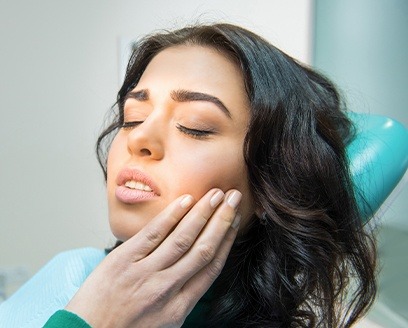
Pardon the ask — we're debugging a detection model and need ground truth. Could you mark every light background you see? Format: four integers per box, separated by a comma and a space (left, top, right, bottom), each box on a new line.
0, 1, 406, 326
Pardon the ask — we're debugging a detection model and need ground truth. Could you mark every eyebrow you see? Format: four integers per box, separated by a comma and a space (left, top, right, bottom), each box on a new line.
124, 89, 149, 102
125, 88, 232, 118
171, 89, 231, 118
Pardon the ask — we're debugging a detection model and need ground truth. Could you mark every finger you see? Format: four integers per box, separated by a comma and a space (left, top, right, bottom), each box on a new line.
116, 193, 196, 261
143, 188, 226, 269
162, 190, 241, 279
178, 217, 240, 313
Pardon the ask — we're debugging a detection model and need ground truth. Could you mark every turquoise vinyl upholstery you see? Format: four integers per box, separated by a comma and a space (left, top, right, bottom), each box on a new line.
347, 113, 408, 221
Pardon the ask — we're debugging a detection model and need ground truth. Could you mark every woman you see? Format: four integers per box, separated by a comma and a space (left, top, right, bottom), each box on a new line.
2, 23, 377, 327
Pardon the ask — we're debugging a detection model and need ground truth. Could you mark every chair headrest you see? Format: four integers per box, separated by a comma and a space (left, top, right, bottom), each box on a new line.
347, 112, 408, 220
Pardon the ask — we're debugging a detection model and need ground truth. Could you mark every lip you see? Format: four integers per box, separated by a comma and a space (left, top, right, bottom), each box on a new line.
115, 167, 160, 204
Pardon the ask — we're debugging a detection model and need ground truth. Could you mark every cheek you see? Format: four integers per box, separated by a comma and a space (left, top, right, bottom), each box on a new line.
170, 145, 252, 211
107, 136, 125, 186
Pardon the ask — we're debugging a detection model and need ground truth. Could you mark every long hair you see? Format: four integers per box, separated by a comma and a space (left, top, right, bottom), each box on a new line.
97, 23, 376, 327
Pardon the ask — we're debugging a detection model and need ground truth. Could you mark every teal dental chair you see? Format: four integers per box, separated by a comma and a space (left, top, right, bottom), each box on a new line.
348, 113, 408, 220
0, 112, 407, 327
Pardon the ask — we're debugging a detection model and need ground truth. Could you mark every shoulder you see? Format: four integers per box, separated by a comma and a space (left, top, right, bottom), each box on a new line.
0, 247, 106, 328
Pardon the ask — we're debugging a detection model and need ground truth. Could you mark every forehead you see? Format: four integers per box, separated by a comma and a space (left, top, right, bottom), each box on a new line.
141, 45, 242, 85
135, 45, 250, 121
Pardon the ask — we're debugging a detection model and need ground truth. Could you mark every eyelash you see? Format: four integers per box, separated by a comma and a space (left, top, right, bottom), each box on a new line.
121, 121, 214, 139
121, 121, 143, 130
176, 123, 214, 139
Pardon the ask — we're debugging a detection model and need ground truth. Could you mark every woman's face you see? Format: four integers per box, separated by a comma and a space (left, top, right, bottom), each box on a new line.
107, 45, 254, 241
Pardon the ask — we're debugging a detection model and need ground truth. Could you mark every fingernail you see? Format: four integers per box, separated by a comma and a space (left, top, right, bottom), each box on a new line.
227, 191, 242, 209
231, 213, 242, 230
210, 190, 224, 208
180, 195, 194, 209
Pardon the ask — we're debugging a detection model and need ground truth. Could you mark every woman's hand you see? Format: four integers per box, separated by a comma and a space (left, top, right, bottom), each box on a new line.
65, 188, 242, 328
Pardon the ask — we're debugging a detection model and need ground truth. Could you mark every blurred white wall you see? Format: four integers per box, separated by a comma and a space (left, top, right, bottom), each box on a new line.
313, 0, 407, 126
0, 0, 313, 288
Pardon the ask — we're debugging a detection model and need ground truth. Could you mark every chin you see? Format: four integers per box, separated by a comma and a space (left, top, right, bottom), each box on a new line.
109, 219, 146, 242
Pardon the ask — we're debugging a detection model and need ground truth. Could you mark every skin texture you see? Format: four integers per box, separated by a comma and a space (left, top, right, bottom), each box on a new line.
107, 45, 254, 241
66, 46, 254, 327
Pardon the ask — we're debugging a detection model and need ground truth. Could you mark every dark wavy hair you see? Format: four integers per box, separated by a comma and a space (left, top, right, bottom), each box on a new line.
96, 23, 377, 327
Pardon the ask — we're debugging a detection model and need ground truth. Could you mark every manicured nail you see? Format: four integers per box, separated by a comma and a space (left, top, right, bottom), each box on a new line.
231, 213, 242, 230
227, 191, 242, 209
210, 190, 224, 208
180, 195, 194, 209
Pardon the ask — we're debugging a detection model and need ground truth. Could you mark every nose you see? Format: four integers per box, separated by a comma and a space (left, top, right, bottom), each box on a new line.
126, 115, 165, 160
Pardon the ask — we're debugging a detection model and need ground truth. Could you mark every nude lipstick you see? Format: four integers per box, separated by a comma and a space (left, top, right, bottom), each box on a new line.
115, 167, 160, 204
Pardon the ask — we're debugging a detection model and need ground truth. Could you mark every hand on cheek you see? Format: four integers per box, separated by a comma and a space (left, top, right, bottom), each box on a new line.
66, 188, 242, 328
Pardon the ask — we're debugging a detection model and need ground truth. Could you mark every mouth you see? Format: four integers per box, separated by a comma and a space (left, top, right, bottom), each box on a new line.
115, 167, 160, 204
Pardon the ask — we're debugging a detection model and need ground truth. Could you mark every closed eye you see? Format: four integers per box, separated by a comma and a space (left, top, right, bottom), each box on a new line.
176, 123, 215, 139
121, 121, 144, 130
